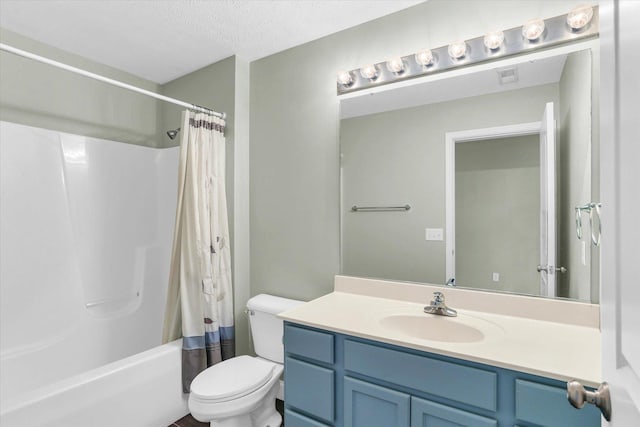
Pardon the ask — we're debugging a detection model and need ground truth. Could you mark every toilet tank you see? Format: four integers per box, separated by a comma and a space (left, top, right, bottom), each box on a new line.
246, 294, 304, 363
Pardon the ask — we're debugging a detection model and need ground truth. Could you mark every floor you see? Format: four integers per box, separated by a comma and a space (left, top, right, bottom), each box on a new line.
169, 414, 208, 427
169, 399, 285, 427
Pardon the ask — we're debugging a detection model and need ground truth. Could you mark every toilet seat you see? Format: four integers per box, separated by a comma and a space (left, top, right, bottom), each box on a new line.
190, 356, 276, 403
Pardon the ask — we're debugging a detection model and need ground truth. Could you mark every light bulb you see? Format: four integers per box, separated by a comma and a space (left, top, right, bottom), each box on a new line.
484, 30, 505, 50
567, 5, 594, 30
522, 18, 545, 41
337, 71, 354, 86
359, 64, 378, 80
386, 57, 405, 74
415, 49, 435, 66
448, 41, 467, 59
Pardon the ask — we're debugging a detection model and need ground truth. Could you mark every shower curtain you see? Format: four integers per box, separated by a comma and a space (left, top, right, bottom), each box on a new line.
162, 111, 234, 393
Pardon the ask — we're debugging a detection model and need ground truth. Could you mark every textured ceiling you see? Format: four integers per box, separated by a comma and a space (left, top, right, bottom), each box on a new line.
0, 0, 424, 84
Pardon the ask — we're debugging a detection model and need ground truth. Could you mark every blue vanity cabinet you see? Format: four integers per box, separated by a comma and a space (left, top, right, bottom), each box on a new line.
283, 322, 600, 427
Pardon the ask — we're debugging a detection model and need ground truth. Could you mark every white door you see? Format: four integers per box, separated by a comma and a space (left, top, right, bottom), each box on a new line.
538, 102, 556, 297
600, 0, 640, 424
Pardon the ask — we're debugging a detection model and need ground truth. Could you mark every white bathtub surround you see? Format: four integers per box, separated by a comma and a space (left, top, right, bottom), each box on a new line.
279, 275, 601, 388
0, 121, 182, 425
162, 111, 235, 392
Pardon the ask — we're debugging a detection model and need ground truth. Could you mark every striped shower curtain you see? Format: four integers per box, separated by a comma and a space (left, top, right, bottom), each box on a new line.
162, 110, 234, 393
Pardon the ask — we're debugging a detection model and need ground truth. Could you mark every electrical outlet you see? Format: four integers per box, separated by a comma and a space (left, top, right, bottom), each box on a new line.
425, 228, 443, 241
492, 272, 500, 282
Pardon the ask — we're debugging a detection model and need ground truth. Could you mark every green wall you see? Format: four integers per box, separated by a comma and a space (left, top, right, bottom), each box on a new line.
0, 28, 160, 147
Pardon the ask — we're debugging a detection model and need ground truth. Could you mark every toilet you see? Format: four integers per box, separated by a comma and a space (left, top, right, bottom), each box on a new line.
188, 294, 303, 427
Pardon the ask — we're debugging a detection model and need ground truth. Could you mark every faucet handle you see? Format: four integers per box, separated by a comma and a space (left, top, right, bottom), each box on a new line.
432, 291, 445, 304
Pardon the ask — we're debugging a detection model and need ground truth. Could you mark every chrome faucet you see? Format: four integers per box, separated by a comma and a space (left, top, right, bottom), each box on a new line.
424, 291, 457, 317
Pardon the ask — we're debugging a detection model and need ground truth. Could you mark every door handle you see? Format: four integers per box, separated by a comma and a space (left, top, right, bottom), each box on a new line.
536, 265, 567, 274
567, 380, 611, 421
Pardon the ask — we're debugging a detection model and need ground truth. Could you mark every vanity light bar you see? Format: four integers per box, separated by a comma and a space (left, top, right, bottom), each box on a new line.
337, 6, 598, 95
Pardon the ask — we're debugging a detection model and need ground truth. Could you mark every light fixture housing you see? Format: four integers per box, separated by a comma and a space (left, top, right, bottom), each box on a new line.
522, 18, 546, 41
359, 64, 379, 80
336, 7, 598, 95
484, 30, 505, 50
386, 57, 405, 74
337, 71, 354, 87
448, 41, 467, 59
415, 49, 435, 66
567, 5, 594, 30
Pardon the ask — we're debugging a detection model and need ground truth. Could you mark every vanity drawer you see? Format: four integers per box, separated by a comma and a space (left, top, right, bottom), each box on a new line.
285, 324, 334, 364
344, 340, 497, 411
285, 356, 334, 423
515, 379, 600, 427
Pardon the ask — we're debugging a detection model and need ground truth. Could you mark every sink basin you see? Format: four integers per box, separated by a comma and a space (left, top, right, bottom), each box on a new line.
379, 314, 486, 343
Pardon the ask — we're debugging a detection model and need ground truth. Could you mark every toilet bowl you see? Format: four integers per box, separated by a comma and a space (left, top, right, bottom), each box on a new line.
189, 356, 283, 427
187, 294, 303, 427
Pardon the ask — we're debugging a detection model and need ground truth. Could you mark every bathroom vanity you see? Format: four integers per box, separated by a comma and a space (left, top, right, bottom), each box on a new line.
279, 276, 601, 427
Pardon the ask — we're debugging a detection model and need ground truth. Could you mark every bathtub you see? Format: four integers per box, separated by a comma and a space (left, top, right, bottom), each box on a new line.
1, 340, 188, 426
0, 121, 187, 425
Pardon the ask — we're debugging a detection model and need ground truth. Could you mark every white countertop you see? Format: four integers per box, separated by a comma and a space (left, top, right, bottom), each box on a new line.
279, 277, 601, 387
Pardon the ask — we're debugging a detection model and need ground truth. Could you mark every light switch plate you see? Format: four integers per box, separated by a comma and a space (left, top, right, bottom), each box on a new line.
425, 228, 444, 241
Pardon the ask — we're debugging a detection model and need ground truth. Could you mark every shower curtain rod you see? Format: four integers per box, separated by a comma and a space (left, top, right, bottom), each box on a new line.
0, 43, 226, 120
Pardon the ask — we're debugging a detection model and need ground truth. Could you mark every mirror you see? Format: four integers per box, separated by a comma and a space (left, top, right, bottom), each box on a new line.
339, 45, 599, 303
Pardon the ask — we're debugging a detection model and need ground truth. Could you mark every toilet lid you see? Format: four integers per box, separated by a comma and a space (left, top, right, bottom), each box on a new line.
190, 355, 276, 402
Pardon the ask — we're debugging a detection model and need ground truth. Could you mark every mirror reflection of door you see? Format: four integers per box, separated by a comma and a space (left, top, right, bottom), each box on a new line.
450, 102, 560, 298
454, 132, 542, 296
448, 121, 543, 297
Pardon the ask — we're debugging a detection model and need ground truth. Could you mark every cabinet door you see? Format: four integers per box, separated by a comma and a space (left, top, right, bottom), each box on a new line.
344, 377, 410, 427
411, 397, 497, 427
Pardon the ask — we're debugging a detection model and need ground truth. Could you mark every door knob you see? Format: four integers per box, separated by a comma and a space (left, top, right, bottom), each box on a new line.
567, 380, 611, 421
